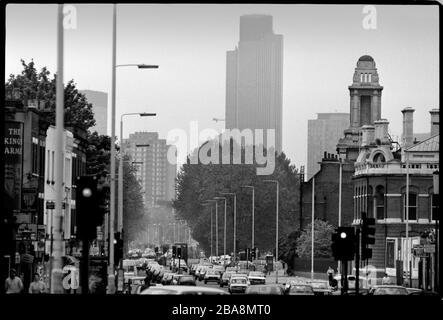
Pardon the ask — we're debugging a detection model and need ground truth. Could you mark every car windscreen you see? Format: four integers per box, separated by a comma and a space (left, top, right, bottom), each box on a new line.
231, 278, 247, 284
180, 276, 194, 282
289, 285, 313, 293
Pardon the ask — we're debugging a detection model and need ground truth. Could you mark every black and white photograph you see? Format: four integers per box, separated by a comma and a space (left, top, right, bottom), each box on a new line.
0, 1, 441, 309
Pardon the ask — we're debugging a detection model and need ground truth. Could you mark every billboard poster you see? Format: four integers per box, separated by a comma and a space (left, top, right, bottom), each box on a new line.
4, 121, 24, 215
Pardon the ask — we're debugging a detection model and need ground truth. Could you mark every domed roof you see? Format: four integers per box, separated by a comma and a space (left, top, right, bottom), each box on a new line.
359, 55, 374, 62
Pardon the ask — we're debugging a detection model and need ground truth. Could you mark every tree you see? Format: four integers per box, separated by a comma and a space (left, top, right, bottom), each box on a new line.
120, 155, 146, 251
5, 59, 95, 130
174, 138, 300, 256
85, 132, 112, 176
296, 219, 334, 258
278, 230, 301, 274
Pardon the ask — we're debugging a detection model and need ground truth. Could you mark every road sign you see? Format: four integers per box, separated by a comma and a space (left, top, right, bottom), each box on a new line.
46, 201, 55, 210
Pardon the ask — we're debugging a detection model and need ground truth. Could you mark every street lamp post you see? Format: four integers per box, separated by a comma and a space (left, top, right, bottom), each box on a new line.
204, 201, 217, 257
220, 193, 237, 262
264, 180, 279, 284
215, 197, 227, 257
241, 186, 255, 250
118, 112, 155, 263
109, 3, 158, 293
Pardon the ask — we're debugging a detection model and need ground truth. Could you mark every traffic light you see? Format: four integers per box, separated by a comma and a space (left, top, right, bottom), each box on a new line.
76, 176, 99, 241
177, 247, 182, 259
245, 248, 251, 261
251, 248, 256, 260
361, 212, 376, 260
331, 227, 356, 261
114, 232, 123, 265
96, 173, 110, 228
172, 245, 177, 257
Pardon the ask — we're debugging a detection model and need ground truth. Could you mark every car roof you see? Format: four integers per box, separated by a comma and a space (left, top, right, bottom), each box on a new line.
141, 285, 229, 295
372, 285, 407, 288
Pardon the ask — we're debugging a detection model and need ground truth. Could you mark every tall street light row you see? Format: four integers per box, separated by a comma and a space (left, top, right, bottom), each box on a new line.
200, 182, 277, 282
109, 3, 159, 293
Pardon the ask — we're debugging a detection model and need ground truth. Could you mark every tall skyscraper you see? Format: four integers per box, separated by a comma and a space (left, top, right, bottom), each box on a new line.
225, 14, 283, 152
80, 90, 108, 136
307, 113, 349, 180
123, 132, 176, 208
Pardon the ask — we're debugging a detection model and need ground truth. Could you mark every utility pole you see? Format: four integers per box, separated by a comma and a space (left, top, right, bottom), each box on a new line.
51, 3, 65, 294
108, 3, 117, 294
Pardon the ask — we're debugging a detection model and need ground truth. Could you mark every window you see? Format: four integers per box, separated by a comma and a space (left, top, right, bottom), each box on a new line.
367, 186, 373, 218
375, 186, 385, 220
373, 152, 386, 163
404, 193, 417, 221
431, 194, 439, 221
32, 139, 38, 174
368, 73, 372, 82
360, 73, 364, 82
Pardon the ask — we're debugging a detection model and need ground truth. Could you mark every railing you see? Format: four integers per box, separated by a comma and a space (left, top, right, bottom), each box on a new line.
355, 162, 439, 176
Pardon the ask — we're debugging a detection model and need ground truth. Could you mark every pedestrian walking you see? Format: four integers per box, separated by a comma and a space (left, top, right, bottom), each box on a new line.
29, 273, 46, 294
5, 269, 23, 294
327, 266, 334, 286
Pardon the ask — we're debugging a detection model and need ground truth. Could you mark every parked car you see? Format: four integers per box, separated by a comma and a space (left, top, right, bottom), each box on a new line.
248, 271, 266, 285
140, 285, 229, 295
228, 276, 249, 294
198, 266, 211, 281
245, 284, 285, 295
308, 281, 332, 295
204, 269, 222, 284
286, 284, 315, 295
367, 285, 409, 295
407, 289, 439, 296
177, 275, 197, 286
220, 271, 234, 288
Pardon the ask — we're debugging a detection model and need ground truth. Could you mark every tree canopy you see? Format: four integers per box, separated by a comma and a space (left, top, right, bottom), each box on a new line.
5, 59, 96, 130
296, 219, 334, 258
173, 138, 300, 256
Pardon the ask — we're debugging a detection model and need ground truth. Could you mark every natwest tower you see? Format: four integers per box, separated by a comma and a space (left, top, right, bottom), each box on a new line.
225, 14, 283, 153
337, 55, 383, 161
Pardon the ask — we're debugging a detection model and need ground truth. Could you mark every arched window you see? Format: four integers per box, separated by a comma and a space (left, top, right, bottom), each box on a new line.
375, 185, 385, 220
367, 186, 374, 218
373, 152, 386, 163
403, 192, 417, 221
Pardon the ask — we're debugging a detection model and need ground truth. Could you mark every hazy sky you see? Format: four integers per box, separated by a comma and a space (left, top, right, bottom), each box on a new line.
5, 4, 439, 169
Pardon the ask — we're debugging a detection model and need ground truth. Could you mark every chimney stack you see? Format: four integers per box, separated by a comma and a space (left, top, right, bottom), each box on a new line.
374, 119, 390, 144
361, 125, 375, 146
401, 107, 415, 148
429, 109, 439, 137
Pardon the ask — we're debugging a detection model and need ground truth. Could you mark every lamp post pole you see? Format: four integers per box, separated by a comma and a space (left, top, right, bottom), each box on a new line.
241, 186, 255, 250
215, 197, 227, 257
118, 112, 155, 263
220, 193, 237, 263
264, 180, 279, 284
51, 3, 64, 294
